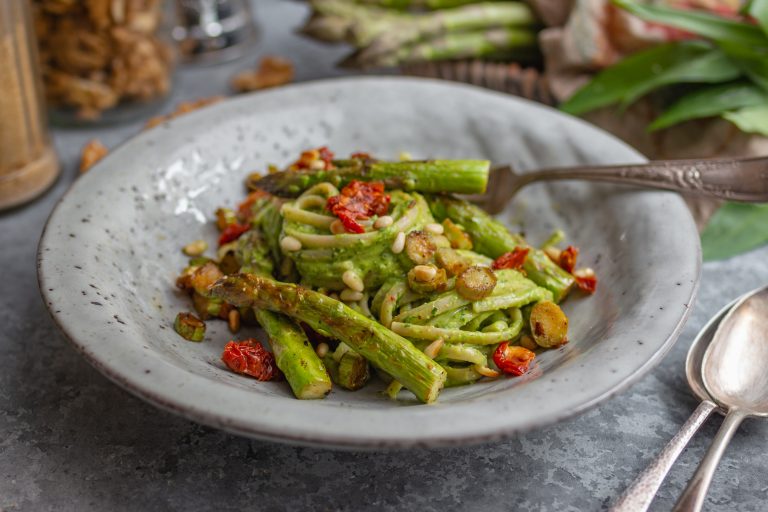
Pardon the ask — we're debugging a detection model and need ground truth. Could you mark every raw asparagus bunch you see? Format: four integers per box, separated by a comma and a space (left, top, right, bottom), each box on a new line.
300, 0, 539, 68
249, 159, 490, 196
210, 274, 448, 403
343, 27, 537, 68
350, 0, 505, 9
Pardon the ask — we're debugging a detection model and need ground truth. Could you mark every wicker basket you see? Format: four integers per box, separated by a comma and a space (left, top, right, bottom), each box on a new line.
401, 60, 556, 106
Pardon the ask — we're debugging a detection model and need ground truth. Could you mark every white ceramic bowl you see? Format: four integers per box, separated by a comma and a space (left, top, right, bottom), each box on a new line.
38, 77, 700, 449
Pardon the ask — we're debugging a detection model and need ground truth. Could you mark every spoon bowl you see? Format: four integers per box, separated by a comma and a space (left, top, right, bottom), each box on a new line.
703, 285, 768, 416
674, 284, 768, 511
685, 297, 741, 406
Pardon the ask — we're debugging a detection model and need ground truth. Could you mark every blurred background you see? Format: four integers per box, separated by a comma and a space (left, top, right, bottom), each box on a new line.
3, 0, 767, 259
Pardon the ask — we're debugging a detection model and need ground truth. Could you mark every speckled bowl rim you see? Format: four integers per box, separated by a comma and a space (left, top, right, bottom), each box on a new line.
38, 77, 701, 450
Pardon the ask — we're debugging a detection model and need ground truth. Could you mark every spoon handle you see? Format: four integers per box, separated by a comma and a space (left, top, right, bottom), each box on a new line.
610, 400, 717, 512
521, 157, 768, 202
672, 408, 748, 512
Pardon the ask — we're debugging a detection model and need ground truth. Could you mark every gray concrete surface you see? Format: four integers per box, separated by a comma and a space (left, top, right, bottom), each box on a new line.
2, 1, 767, 510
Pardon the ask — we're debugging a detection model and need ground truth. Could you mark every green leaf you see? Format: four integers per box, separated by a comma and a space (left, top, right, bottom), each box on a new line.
620, 47, 741, 108
648, 82, 767, 131
701, 202, 768, 261
722, 104, 768, 136
746, 0, 768, 36
717, 39, 768, 92
560, 41, 719, 115
612, 0, 768, 47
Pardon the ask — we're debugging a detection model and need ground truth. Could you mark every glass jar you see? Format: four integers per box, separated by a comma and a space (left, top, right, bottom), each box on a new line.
32, 0, 176, 124
0, 0, 59, 210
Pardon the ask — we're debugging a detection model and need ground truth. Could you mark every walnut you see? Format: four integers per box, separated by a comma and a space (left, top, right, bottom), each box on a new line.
231, 56, 295, 93
79, 139, 109, 173
32, 0, 172, 119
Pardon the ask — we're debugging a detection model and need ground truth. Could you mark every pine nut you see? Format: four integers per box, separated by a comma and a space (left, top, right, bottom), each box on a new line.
340, 289, 364, 302
342, 270, 364, 292
425, 223, 444, 235
280, 236, 302, 252
316, 342, 329, 358
330, 219, 346, 234
474, 365, 501, 378
519, 334, 538, 351
573, 267, 596, 279
228, 309, 241, 333
374, 215, 394, 229
412, 265, 437, 282
423, 338, 444, 359
391, 231, 406, 254
182, 239, 208, 256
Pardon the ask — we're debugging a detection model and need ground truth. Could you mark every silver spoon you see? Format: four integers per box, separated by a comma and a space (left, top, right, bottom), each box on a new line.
478, 156, 768, 214
672, 285, 768, 511
610, 298, 736, 511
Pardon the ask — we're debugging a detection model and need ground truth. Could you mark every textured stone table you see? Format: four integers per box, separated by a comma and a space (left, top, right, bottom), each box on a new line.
2, 2, 767, 510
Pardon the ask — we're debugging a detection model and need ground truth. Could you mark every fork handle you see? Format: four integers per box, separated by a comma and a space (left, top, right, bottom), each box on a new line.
672, 408, 748, 512
610, 400, 717, 512
523, 157, 768, 202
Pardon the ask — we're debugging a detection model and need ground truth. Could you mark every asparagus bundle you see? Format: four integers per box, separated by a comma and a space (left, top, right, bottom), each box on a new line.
301, 0, 539, 68
350, 0, 505, 9
211, 274, 447, 403
343, 27, 537, 68
236, 230, 333, 399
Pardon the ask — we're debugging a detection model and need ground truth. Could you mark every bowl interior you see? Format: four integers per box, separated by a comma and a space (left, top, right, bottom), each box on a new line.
39, 77, 700, 447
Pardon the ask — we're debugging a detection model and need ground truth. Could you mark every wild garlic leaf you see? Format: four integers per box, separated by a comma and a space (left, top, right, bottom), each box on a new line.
648, 82, 767, 131
619, 47, 741, 108
746, 0, 768, 37
701, 202, 768, 261
560, 41, 715, 115
722, 104, 768, 136
612, 0, 768, 47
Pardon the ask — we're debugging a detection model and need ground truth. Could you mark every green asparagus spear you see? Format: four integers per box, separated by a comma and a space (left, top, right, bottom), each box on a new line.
255, 309, 333, 399
299, 13, 355, 43
249, 160, 490, 197
210, 274, 447, 403
353, 3, 536, 63
323, 343, 371, 390
236, 225, 332, 399
427, 196, 575, 302
174, 312, 206, 341
349, 1, 534, 48
236, 230, 274, 276
309, 0, 402, 44
344, 27, 537, 68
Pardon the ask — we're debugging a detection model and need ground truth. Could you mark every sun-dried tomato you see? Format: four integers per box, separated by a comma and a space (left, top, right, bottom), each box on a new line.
492, 247, 530, 270
575, 275, 597, 294
350, 152, 372, 160
318, 146, 335, 167
559, 245, 579, 273
237, 189, 269, 222
326, 180, 390, 233
335, 210, 365, 234
218, 223, 250, 246
221, 339, 280, 381
493, 342, 536, 376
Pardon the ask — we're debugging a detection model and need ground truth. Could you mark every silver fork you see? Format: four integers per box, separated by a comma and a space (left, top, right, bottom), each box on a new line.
472, 156, 768, 214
